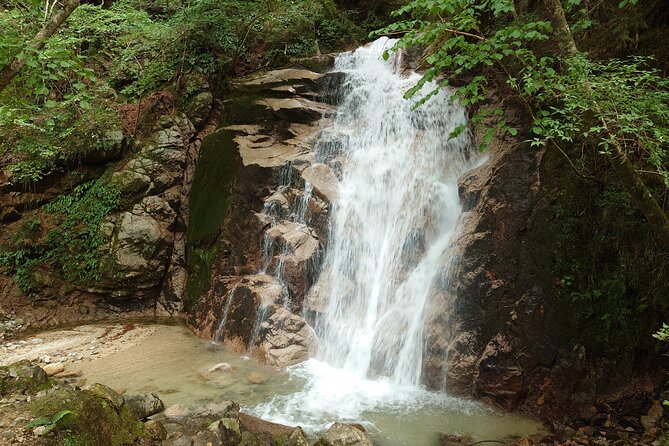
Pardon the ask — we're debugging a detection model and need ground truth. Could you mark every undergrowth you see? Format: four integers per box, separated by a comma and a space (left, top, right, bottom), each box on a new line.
0, 178, 120, 293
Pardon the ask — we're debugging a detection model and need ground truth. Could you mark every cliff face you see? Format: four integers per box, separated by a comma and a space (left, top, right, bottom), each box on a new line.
186, 60, 338, 366
2, 44, 665, 423
423, 120, 667, 419
183, 56, 667, 419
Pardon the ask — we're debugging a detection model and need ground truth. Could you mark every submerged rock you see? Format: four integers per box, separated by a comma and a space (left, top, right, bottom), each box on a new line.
208, 362, 233, 373
201, 362, 234, 380
246, 371, 269, 385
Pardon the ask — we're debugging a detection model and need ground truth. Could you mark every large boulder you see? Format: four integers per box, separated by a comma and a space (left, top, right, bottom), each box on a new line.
85, 114, 195, 300
95, 211, 172, 294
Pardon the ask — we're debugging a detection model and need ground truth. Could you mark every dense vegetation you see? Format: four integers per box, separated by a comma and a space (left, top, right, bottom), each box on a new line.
0, 0, 403, 293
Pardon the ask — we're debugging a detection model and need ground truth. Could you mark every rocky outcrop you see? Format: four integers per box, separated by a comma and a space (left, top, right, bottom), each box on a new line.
90, 115, 193, 299
187, 63, 338, 362
423, 118, 668, 419
0, 76, 218, 327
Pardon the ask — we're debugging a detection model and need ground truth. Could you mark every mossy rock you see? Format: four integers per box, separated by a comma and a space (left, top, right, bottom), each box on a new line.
30, 388, 145, 446
0, 361, 52, 397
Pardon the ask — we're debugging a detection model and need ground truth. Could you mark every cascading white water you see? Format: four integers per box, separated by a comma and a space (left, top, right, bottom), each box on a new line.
312, 37, 472, 386
251, 38, 478, 434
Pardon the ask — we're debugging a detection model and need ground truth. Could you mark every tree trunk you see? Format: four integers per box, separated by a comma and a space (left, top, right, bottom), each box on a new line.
544, 0, 577, 57
544, 0, 669, 247
0, 0, 80, 93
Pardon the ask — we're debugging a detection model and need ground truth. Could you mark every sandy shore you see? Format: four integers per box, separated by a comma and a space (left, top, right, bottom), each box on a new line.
1, 323, 160, 372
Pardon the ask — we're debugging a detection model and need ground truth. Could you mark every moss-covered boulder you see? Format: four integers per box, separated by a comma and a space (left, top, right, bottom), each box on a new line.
29, 388, 146, 445
0, 360, 51, 396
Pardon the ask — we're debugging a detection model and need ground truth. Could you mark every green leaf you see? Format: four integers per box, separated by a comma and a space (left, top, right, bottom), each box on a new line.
449, 124, 467, 140
51, 410, 73, 424
26, 417, 51, 429
507, 127, 518, 136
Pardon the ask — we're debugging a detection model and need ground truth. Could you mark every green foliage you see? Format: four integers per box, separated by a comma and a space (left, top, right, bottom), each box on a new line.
26, 410, 73, 434
0, 0, 120, 184
1, 0, 362, 184
374, 0, 552, 150
66, 0, 362, 98
653, 323, 669, 343
43, 178, 121, 282
542, 181, 667, 352
0, 178, 120, 292
374, 0, 669, 180
526, 55, 669, 187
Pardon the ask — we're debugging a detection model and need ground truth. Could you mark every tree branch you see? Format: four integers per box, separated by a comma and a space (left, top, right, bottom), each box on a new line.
0, 0, 80, 93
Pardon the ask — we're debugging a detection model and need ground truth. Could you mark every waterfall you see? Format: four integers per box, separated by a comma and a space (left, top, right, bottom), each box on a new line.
312, 38, 472, 385
251, 37, 476, 429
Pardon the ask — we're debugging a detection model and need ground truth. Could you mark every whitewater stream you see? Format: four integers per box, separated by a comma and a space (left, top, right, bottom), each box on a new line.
80, 325, 543, 446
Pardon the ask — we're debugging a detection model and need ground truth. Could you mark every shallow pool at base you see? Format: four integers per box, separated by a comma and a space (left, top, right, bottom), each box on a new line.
79, 325, 543, 446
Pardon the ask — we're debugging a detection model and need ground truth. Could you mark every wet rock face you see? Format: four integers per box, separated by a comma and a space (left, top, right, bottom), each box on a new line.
259, 307, 317, 367
187, 63, 338, 358
422, 133, 664, 417
421, 141, 582, 415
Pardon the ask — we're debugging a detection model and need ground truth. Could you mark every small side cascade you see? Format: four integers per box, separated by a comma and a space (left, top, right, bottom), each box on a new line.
210, 76, 334, 365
